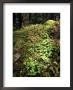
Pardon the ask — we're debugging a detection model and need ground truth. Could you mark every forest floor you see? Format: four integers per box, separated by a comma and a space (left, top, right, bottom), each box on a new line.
13, 20, 60, 77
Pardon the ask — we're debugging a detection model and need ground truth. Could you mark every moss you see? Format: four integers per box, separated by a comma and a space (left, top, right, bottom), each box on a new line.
13, 20, 60, 77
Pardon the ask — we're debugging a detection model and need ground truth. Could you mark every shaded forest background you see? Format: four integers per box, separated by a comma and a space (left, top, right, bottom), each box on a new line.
13, 13, 60, 29
13, 13, 60, 77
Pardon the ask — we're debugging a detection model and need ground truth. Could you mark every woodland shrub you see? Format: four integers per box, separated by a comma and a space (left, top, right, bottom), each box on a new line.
13, 20, 60, 77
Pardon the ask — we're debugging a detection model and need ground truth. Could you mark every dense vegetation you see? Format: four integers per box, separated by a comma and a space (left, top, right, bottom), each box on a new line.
13, 13, 60, 77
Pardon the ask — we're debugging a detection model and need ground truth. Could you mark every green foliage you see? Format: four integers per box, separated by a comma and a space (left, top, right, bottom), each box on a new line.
13, 20, 60, 77
45, 20, 55, 29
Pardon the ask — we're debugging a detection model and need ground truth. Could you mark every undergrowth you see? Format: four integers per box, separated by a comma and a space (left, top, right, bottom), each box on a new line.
13, 20, 60, 77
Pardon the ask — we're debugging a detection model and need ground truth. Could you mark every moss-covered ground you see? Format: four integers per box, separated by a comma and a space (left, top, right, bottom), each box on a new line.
13, 20, 60, 77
